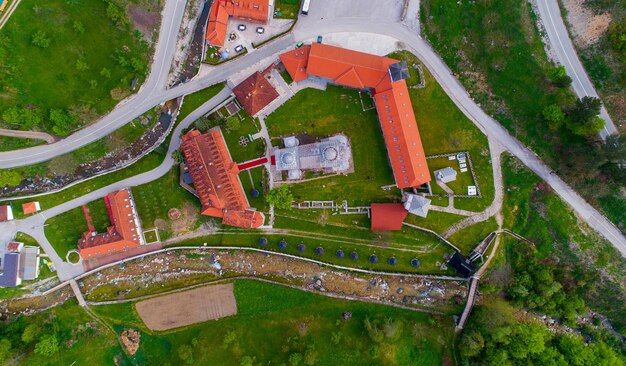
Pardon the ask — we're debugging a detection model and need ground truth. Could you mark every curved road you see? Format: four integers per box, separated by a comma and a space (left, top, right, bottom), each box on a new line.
0, 0, 624, 280
535, 0, 617, 138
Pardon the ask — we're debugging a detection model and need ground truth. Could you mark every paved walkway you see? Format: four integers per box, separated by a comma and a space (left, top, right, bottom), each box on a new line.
0, 129, 58, 143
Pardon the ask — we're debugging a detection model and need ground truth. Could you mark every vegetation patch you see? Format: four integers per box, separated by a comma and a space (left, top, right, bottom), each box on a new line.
0, 0, 158, 134
0, 136, 45, 152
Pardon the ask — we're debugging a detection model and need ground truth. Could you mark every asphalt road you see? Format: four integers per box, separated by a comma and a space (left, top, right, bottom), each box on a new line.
535, 0, 617, 138
0, 0, 624, 279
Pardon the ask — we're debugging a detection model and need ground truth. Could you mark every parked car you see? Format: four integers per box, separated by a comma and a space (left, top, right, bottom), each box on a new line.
234, 44, 244, 53
256, 26, 265, 34
237, 24, 246, 31
296, 41, 304, 48
317, 35, 323, 43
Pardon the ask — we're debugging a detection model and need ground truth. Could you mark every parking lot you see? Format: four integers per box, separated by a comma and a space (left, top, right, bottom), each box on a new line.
219, 17, 295, 58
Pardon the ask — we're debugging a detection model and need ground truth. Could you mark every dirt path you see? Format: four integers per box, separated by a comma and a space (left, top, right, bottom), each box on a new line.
0, 128, 58, 144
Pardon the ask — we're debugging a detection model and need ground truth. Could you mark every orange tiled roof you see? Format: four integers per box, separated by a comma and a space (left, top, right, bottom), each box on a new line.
279, 43, 431, 188
21, 201, 40, 215
206, 0, 269, 46
181, 128, 264, 229
232, 71, 279, 116
78, 189, 143, 258
371, 203, 408, 231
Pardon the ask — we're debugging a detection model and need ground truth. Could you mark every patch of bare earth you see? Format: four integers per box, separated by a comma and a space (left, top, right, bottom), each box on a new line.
135, 283, 237, 331
128, 4, 160, 43
120, 329, 141, 355
170, 202, 199, 235
561, 0, 612, 46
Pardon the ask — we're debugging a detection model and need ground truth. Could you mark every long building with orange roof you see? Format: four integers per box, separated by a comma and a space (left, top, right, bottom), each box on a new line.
206, 0, 270, 47
78, 189, 145, 258
181, 128, 264, 229
279, 43, 430, 189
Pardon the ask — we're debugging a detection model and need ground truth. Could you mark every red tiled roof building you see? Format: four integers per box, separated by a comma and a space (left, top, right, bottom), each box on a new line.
78, 189, 145, 258
206, 0, 269, 47
181, 128, 264, 228
22, 201, 41, 215
280, 43, 431, 189
233, 70, 279, 116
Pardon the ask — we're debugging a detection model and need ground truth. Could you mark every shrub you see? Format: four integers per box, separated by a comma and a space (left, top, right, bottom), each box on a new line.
31, 31, 50, 48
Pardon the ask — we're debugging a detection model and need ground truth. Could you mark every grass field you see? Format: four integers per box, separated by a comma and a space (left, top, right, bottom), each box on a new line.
0, 136, 45, 152
0, 0, 157, 134
240, 166, 267, 212
266, 85, 399, 206
446, 218, 499, 254
178, 83, 226, 121
89, 279, 450, 365
5, 148, 165, 219
44, 199, 111, 258
500, 154, 626, 333
274, 0, 301, 19
133, 166, 201, 240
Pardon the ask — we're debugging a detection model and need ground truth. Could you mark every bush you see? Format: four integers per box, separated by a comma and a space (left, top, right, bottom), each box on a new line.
177, 344, 194, 365
0, 170, 22, 187
31, 31, 50, 48
542, 104, 565, 131
547, 66, 572, 88
34, 335, 58, 357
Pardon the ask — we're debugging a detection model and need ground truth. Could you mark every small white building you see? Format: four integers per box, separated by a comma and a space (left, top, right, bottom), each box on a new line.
275, 134, 352, 180
403, 193, 431, 218
434, 167, 457, 183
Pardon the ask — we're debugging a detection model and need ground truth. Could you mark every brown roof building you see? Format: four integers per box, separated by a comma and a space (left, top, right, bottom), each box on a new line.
370, 203, 408, 231
232, 70, 279, 116
280, 43, 431, 189
181, 128, 264, 228
78, 189, 145, 258
0, 205, 13, 222
206, 0, 269, 47
22, 201, 41, 215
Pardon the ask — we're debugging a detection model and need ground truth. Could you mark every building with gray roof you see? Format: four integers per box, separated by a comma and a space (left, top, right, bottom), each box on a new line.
434, 167, 457, 183
403, 193, 431, 218
275, 134, 352, 180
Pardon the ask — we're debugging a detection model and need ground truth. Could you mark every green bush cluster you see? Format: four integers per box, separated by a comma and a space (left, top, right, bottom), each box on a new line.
459, 300, 624, 365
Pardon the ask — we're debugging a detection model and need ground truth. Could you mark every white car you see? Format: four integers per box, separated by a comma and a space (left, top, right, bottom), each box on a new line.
256, 27, 265, 34
234, 45, 244, 53
237, 24, 246, 31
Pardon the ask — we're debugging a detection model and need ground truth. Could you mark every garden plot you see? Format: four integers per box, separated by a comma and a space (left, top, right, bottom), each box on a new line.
135, 283, 237, 331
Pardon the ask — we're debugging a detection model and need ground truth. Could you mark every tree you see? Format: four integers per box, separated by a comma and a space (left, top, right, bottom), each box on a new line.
172, 150, 184, 164
21, 323, 41, 344
240, 356, 253, 366
225, 116, 241, 131
565, 97, 604, 136
100, 68, 112, 78
34, 335, 58, 356
72, 20, 85, 34
507, 324, 546, 360
0, 339, 11, 363
31, 31, 50, 48
265, 185, 294, 210
1, 106, 42, 129
303, 345, 318, 365
542, 104, 565, 131
548, 66, 572, 88
289, 352, 303, 366
608, 20, 626, 54
0, 170, 22, 187
49, 109, 77, 136
194, 118, 209, 132
459, 331, 485, 357
177, 344, 194, 365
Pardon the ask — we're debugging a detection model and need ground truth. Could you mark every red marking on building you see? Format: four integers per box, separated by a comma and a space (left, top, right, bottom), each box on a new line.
238, 157, 268, 171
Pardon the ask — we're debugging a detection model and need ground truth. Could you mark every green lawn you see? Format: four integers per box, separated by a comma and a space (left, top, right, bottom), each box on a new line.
174, 230, 452, 275
426, 156, 477, 196
0, 136, 45, 152
44, 199, 111, 258
240, 166, 267, 212
274, 0, 301, 19
404, 210, 465, 234
0, 0, 157, 134
133, 166, 201, 240
266, 85, 399, 206
446, 217, 499, 254
87, 279, 451, 365
178, 83, 226, 121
